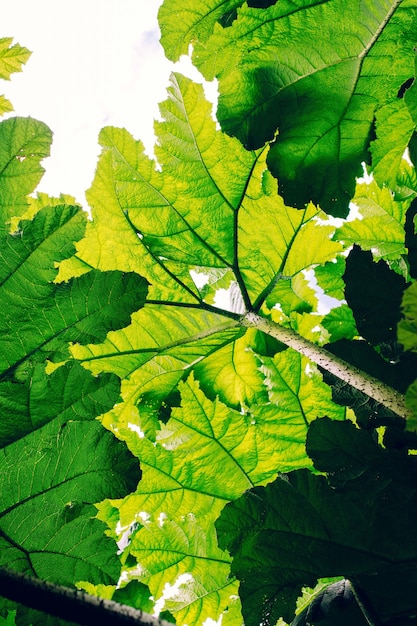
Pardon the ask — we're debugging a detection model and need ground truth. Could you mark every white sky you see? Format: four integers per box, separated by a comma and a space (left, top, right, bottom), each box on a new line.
3, 1, 212, 207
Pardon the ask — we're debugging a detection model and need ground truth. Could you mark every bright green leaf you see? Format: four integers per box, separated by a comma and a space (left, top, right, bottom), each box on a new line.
336, 179, 410, 263
321, 305, 358, 343
253, 349, 346, 470
98, 374, 295, 620
0, 96, 13, 117
371, 100, 416, 188
162, 0, 417, 215
158, 0, 243, 62
0, 38, 31, 80
0, 117, 52, 225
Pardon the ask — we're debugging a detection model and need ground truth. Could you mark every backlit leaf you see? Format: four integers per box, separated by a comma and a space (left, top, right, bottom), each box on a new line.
160, 0, 417, 215
0, 117, 52, 224
0, 38, 31, 80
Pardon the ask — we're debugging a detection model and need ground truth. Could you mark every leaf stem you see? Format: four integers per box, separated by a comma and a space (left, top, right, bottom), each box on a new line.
0, 567, 172, 626
241, 311, 411, 419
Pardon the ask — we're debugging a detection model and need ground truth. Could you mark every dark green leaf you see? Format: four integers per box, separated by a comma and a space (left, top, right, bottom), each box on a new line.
343, 245, 406, 345
0, 418, 141, 585
0, 362, 120, 447
216, 418, 417, 625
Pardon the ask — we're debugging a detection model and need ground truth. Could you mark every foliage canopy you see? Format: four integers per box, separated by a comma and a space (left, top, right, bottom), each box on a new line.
1, 2, 417, 624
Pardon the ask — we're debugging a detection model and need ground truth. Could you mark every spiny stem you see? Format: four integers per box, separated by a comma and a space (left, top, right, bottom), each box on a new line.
241, 311, 411, 420
0, 567, 171, 626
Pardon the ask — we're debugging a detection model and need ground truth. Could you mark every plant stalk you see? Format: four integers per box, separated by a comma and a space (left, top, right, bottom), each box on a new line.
241, 312, 411, 420
0, 567, 171, 626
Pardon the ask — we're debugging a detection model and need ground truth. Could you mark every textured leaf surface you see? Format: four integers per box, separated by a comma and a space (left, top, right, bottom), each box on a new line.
0, 96, 13, 117
336, 179, 410, 263
160, 0, 417, 215
0, 362, 120, 448
0, 418, 140, 585
371, 100, 416, 188
99, 374, 293, 622
217, 418, 417, 625
0, 38, 31, 81
72, 74, 343, 416
158, 0, 243, 62
0, 202, 148, 446
0, 117, 52, 224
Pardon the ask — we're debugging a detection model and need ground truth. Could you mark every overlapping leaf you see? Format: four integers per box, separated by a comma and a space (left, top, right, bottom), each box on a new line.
160, 0, 417, 216
0, 417, 140, 585
216, 418, 417, 625
0, 201, 148, 446
336, 178, 411, 269
0, 143, 146, 610
99, 374, 306, 623
71, 74, 344, 419
0, 117, 52, 224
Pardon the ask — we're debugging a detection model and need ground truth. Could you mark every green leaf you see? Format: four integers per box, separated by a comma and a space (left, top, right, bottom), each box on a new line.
371, 100, 416, 188
76, 75, 342, 309
97, 374, 296, 621
216, 418, 417, 625
0, 118, 52, 225
253, 349, 345, 470
158, 1, 244, 62
0, 203, 148, 445
0, 210, 148, 370
0, 96, 13, 117
129, 517, 240, 626
0, 362, 120, 448
164, 0, 417, 215
0, 38, 31, 81
398, 281, 417, 351
0, 418, 140, 585
336, 178, 410, 264
321, 305, 358, 343
70, 74, 344, 424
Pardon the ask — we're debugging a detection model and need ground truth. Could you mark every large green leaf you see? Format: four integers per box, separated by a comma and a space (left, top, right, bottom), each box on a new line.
216, 418, 417, 625
0, 202, 148, 446
98, 374, 294, 623
160, 0, 417, 216
71, 74, 343, 419
0, 417, 140, 585
336, 178, 411, 267
0, 118, 52, 224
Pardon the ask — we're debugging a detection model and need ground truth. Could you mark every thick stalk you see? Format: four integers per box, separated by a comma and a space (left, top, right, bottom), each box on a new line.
0, 567, 171, 626
241, 312, 411, 420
